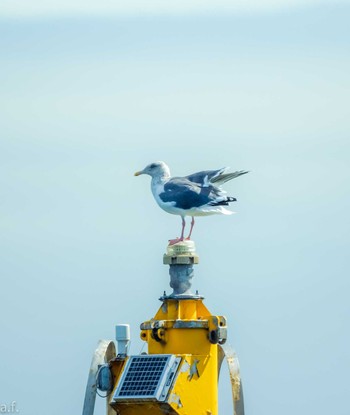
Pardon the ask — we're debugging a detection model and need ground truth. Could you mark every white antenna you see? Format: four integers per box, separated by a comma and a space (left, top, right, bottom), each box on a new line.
115, 324, 130, 356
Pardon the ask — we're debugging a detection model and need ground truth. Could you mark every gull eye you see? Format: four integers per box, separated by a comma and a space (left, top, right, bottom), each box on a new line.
150, 163, 157, 169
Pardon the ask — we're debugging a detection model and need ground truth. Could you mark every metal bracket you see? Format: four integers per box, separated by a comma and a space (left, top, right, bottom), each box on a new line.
208, 316, 227, 344
218, 343, 245, 415
151, 327, 166, 343
163, 254, 199, 265
82, 340, 116, 415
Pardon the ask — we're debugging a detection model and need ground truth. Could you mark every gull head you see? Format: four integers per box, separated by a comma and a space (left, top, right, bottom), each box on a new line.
134, 161, 170, 179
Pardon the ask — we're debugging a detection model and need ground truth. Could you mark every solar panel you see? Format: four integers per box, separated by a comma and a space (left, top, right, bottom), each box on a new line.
112, 354, 181, 402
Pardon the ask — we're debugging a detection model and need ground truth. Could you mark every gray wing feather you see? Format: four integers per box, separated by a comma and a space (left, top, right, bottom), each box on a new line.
185, 168, 227, 186
211, 170, 249, 185
160, 178, 225, 209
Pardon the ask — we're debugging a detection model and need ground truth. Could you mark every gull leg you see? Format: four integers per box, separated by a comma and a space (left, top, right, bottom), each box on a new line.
180, 216, 186, 240
169, 216, 186, 245
186, 217, 195, 240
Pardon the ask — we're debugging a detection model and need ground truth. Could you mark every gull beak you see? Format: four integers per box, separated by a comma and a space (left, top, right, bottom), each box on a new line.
134, 171, 142, 176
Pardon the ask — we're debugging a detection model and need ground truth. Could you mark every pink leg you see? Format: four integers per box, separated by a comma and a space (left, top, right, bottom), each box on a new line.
180, 216, 186, 240
169, 216, 186, 245
186, 217, 195, 240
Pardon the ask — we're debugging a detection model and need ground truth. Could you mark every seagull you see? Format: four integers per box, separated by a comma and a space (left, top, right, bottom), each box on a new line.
135, 161, 248, 245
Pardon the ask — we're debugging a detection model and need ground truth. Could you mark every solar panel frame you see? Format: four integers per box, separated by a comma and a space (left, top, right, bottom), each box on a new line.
112, 354, 180, 402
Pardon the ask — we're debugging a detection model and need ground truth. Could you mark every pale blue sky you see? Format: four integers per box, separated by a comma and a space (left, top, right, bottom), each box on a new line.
0, 2, 349, 415
1, 0, 348, 18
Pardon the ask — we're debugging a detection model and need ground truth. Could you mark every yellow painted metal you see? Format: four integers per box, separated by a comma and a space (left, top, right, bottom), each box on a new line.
169, 353, 218, 415
147, 299, 220, 414
109, 297, 226, 415
108, 358, 127, 413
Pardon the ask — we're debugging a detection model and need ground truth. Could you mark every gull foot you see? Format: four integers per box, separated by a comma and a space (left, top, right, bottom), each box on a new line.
168, 237, 184, 246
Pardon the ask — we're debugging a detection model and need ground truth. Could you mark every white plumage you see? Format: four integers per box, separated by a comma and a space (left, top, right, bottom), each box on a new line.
135, 161, 248, 244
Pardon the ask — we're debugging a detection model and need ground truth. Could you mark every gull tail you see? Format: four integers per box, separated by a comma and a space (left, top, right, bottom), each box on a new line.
209, 196, 237, 206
